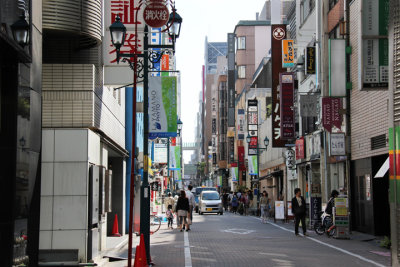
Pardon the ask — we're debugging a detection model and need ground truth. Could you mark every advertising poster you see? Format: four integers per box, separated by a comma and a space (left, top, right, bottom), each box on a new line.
153, 143, 167, 163
149, 76, 177, 138
169, 145, 181, 171
248, 155, 258, 175
231, 166, 238, 182
275, 201, 285, 219
282, 39, 295, 68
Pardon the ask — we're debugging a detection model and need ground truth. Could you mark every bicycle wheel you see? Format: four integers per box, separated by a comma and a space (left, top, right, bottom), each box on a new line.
314, 221, 325, 235
149, 215, 161, 234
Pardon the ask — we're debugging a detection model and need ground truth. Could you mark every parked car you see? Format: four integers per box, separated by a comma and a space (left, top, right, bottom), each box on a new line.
193, 187, 217, 213
198, 191, 223, 215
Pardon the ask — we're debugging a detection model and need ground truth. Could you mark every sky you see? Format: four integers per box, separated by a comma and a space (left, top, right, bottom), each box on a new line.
174, 0, 268, 163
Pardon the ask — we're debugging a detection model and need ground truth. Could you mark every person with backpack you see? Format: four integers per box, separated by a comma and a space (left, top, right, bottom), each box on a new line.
231, 192, 239, 214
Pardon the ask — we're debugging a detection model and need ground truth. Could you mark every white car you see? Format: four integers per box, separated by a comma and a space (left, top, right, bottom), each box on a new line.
199, 191, 223, 215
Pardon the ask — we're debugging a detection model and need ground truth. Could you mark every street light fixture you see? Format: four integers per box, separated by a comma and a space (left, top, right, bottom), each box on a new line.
11, 13, 29, 47
109, 11, 182, 266
264, 136, 270, 149
246, 133, 251, 144
177, 118, 183, 132
167, 11, 182, 39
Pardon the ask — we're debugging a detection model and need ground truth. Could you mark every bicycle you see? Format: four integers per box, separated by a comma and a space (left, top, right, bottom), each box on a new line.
149, 214, 161, 234
314, 211, 336, 237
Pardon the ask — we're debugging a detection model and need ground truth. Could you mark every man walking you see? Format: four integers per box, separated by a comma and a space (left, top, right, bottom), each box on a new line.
291, 188, 307, 236
185, 185, 196, 230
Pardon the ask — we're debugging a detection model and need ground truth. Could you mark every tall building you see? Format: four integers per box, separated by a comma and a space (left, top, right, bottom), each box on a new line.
0, 0, 42, 265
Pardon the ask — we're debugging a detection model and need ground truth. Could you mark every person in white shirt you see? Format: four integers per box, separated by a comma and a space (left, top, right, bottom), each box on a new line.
185, 185, 196, 230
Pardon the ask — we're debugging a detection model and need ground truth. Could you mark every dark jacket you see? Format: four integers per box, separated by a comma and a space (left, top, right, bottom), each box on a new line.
291, 196, 306, 216
325, 197, 335, 215
176, 197, 189, 212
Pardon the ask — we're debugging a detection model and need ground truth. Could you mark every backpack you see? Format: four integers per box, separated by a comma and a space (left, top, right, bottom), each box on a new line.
232, 195, 238, 204
166, 210, 173, 218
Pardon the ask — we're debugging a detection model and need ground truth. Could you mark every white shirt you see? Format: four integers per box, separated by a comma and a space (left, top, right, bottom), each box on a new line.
185, 190, 196, 207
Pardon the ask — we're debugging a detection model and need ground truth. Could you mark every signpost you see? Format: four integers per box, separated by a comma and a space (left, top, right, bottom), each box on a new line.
143, 2, 169, 28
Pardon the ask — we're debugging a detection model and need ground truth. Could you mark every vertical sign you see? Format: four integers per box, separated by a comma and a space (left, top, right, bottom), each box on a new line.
248, 137, 258, 155
280, 73, 295, 140
227, 33, 236, 126
231, 163, 238, 182
238, 146, 246, 171
237, 109, 245, 140
228, 137, 235, 163
148, 76, 177, 138
248, 155, 258, 175
306, 46, 316, 75
362, 0, 389, 89
295, 137, 305, 160
322, 97, 342, 132
330, 133, 346, 156
247, 99, 258, 131
271, 25, 288, 147
282, 40, 295, 68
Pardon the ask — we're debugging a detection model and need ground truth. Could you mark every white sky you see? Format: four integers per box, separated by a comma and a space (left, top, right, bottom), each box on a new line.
174, 0, 267, 163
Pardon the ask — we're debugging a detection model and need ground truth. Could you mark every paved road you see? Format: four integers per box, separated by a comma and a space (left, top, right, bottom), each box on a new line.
107, 212, 391, 267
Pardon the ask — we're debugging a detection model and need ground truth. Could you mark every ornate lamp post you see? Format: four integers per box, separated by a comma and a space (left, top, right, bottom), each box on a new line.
11, 12, 30, 47
109, 9, 182, 266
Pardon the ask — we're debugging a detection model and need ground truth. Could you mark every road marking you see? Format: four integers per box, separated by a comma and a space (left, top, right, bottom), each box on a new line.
222, 228, 255, 235
184, 231, 192, 267
251, 217, 386, 267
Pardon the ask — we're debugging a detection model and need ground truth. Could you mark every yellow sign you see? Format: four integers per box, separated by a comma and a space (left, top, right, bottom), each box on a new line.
335, 197, 348, 216
282, 39, 295, 68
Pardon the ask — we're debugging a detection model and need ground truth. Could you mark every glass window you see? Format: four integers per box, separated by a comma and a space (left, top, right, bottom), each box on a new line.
238, 65, 246, 79
237, 36, 246, 50
202, 192, 220, 200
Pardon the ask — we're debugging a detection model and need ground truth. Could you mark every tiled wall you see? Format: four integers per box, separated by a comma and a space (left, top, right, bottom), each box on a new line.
350, 0, 389, 160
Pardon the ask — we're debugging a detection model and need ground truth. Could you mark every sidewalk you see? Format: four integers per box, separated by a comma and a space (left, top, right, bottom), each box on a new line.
94, 234, 139, 266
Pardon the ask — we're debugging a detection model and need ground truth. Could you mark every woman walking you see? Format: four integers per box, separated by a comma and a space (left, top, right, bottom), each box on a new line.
175, 190, 190, 232
259, 191, 270, 223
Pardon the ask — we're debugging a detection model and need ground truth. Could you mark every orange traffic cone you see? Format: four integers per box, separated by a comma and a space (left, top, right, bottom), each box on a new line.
139, 234, 149, 266
134, 243, 148, 267
111, 214, 121, 237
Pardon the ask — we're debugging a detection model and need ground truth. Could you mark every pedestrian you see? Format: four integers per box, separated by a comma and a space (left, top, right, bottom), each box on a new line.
259, 191, 270, 223
291, 188, 307, 236
231, 192, 239, 214
243, 192, 249, 216
185, 185, 196, 230
176, 190, 190, 232
165, 192, 175, 213
166, 204, 174, 229
325, 189, 339, 235
228, 191, 233, 212
222, 191, 229, 211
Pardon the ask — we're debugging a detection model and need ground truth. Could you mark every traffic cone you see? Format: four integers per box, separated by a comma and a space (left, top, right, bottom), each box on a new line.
140, 234, 148, 266
111, 214, 121, 237
133, 245, 142, 267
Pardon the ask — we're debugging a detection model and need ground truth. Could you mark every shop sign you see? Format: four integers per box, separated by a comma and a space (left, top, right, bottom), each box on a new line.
322, 97, 342, 132
280, 73, 295, 140
237, 109, 245, 139
282, 39, 295, 68
238, 146, 246, 171
306, 46, 316, 75
143, 2, 169, 28
295, 137, 305, 160
311, 197, 322, 226
228, 137, 235, 163
248, 136, 258, 156
285, 149, 296, 169
271, 25, 288, 147
330, 133, 346, 156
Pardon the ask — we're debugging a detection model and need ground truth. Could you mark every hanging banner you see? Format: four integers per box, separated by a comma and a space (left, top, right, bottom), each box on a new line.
231, 163, 238, 182
280, 73, 295, 140
322, 97, 342, 132
169, 145, 181, 170
149, 76, 177, 138
238, 146, 246, 171
282, 39, 295, 68
271, 25, 288, 147
248, 155, 258, 175
295, 137, 305, 160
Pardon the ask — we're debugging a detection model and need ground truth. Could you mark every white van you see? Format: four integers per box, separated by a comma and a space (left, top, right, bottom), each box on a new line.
198, 191, 223, 215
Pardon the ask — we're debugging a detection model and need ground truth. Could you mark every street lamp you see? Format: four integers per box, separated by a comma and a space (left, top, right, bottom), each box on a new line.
246, 134, 269, 186
11, 12, 29, 47
167, 11, 182, 39
109, 11, 182, 266
177, 118, 183, 189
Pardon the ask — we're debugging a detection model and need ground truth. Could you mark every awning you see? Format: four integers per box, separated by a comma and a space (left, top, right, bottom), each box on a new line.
374, 157, 389, 178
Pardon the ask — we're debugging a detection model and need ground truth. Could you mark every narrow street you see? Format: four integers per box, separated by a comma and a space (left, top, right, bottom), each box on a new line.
110, 213, 391, 267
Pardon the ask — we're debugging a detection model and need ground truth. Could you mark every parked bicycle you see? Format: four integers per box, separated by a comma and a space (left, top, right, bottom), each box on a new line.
314, 211, 336, 237
149, 214, 161, 234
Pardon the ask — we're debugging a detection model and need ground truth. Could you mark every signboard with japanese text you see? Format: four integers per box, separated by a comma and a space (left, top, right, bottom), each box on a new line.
271, 25, 288, 147
143, 2, 169, 28
285, 149, 296, 170
295, 137, 305, 160
306, 46, 316, 74
330, 133, 346, 156
311, 197, 322, 226
248, 137, 258, 156
322, 97, 342, 132
280, 73, 295, 140
237, 109, 245, 139
148, 76, 177, 138
154, 143, 167, 163
238, 146, 246, 171
361, 0, 389, 89
248, 155, 258, 175
300, 94, 319, 117
282, 39, 295, 68
228, 137, 235, 163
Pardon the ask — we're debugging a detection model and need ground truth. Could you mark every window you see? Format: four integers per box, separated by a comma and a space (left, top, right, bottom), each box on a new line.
237, 36, 246, 50
237, 65, 246, 79
300, 0, 315, 24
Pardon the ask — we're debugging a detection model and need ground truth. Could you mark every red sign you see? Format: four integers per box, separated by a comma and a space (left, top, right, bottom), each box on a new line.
280, 73, 295, 140
170, 137, 176, 146
249, 137, 258, 149
238, 146, 246, 171
322, 97, 342, 132
295, 137, 305, 160
143, 2, 169, 28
